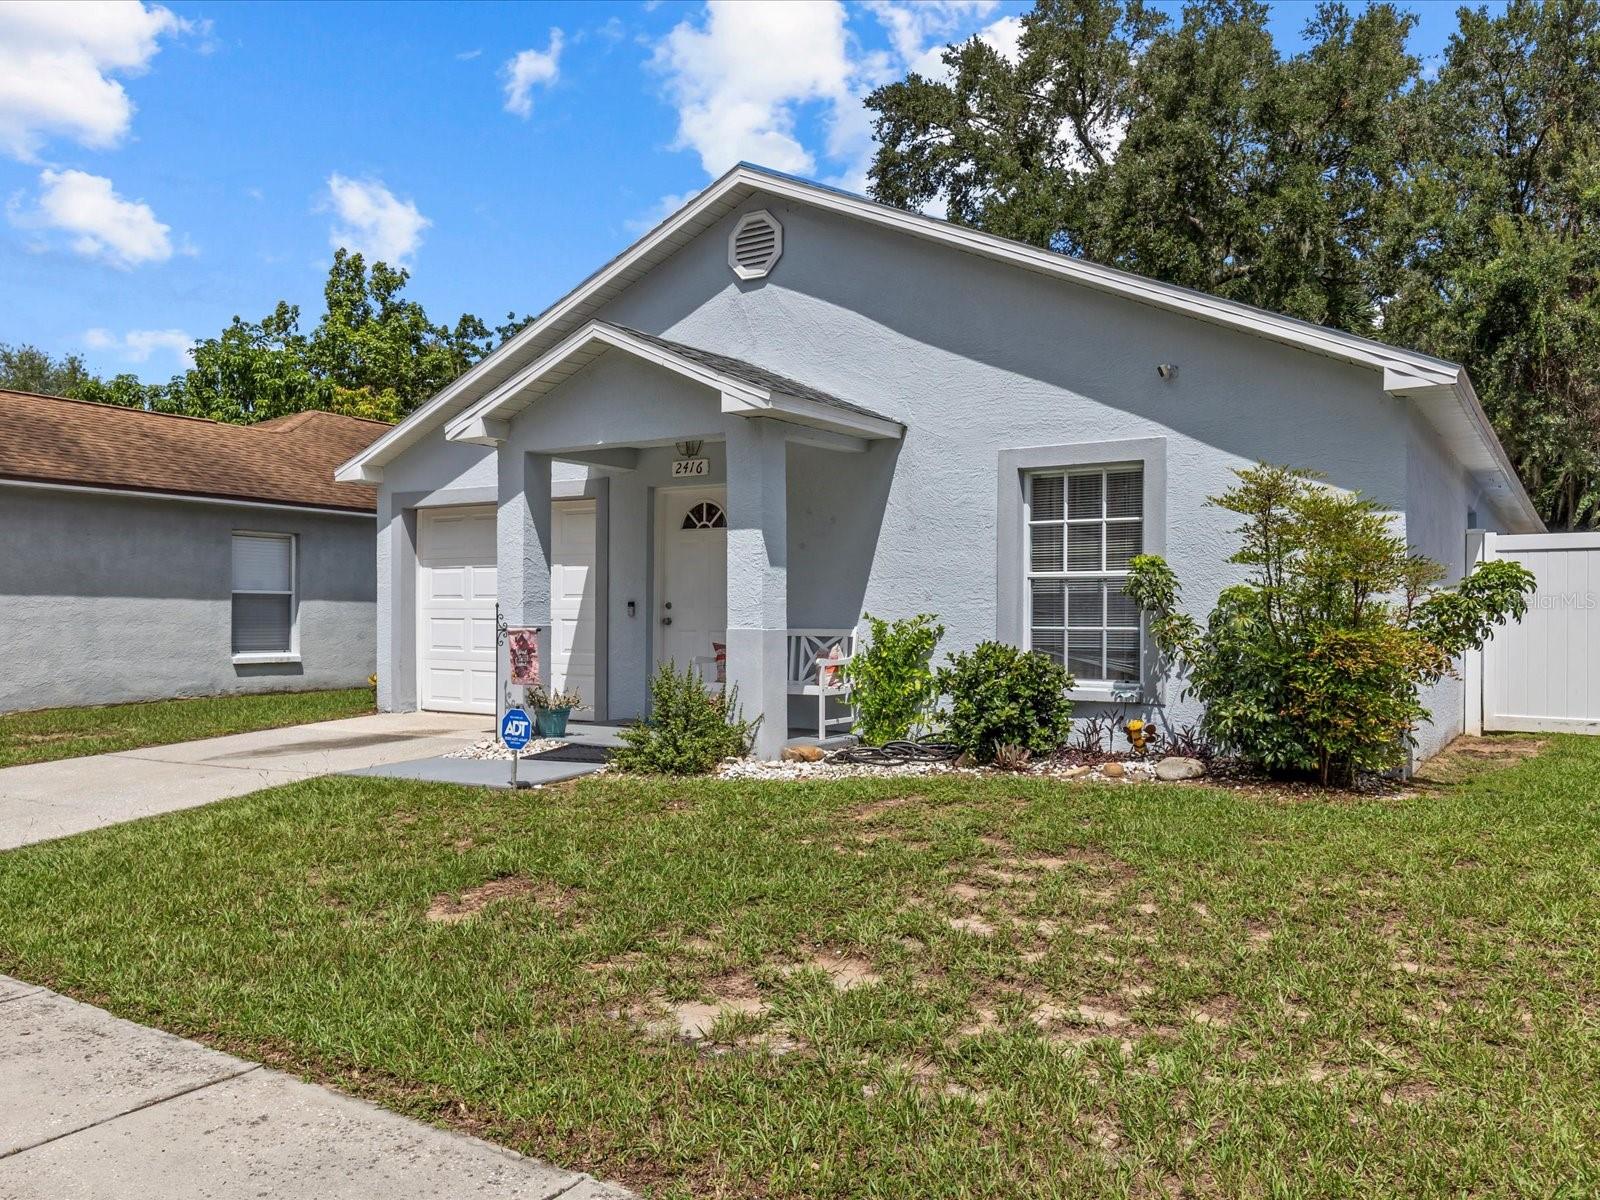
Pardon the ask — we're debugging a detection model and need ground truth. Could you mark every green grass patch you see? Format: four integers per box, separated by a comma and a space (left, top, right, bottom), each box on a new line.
1, 736, 1597, 1196
0, 687, 376, 767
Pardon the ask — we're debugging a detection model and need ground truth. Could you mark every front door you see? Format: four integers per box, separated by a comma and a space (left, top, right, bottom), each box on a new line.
654, 486, 727, 681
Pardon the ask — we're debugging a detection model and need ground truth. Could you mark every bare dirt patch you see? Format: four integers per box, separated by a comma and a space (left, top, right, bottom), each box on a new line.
640, 972, 770, 1043
581, 951, 643, 974
1413, 735, 1547, 786
947, 914, 996, 936
849, 794, 926, 822
425, 876, 568, 924
12, 730, 79, 745
1382, 1080, 1440, 1105
784, 951, 882, 991
1186, 995, 1242, 1027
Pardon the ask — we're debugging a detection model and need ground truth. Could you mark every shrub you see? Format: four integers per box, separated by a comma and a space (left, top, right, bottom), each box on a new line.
842, 613, 945, 744
610, 663, 756, 776
1125, 464, 1534, 784
936, 641, 1075, 763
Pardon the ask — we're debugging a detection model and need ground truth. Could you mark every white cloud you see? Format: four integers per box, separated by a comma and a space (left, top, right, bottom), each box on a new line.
0, 1, 189, 160
624, 188, 702, 236
9, 168, 174, 267
867, 0, 998, 72
650, 1, 855, 177
647, 1, 1019, 194
455, 48, 483, 61
84, 326, 194, 366
324, 174, 429, 264
503, 29, 564, 118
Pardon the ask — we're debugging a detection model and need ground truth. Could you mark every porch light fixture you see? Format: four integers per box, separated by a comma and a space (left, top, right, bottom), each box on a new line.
675, 440, 703, 458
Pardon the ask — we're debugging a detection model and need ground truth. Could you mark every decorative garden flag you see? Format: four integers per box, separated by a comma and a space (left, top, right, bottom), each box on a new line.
508, 629, 541, 687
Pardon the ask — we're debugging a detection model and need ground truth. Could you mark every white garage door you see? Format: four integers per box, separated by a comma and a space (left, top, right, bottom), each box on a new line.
551, 499, 597, 717
418, 507, 497, 714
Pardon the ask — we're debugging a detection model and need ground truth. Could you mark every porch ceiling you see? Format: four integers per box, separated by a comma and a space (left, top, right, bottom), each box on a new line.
443, 320, 905, 447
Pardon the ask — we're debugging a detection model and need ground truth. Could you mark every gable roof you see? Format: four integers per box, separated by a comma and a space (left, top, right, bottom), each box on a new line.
336, 162, 1541, 531
0, 390, 385, 513
445, 321, 902, 446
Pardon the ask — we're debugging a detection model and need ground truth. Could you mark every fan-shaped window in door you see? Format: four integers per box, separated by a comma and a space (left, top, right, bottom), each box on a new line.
682, 502, 726, 530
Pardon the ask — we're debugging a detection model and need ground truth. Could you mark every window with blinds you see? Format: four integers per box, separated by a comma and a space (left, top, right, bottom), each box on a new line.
231, 532, 295, 655
1026, 466, 1143, 683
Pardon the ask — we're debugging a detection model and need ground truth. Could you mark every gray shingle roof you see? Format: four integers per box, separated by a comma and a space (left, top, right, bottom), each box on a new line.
613, 325, 895, 425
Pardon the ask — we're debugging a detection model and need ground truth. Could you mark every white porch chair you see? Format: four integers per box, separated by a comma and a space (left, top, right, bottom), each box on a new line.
786, 629, 857, 740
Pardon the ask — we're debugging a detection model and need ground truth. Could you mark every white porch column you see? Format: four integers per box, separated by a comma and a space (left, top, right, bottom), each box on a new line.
724, 417, 788, 759
497, 447, 553, 718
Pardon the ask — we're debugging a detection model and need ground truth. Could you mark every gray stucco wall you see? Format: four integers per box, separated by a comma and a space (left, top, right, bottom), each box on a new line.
0, 485, 375, 713
1405, 406, 1501, 761
376, 193, 1484, 755
590, 197, 1415, 738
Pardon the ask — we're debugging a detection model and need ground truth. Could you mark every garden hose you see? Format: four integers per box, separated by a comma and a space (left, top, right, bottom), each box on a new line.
830, 739, 960, 766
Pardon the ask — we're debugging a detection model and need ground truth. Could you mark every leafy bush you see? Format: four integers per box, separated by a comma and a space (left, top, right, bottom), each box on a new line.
936, 641, 1075, 763
842, 613, 945, 744
1125, 464, 1534, 784
610, 664, 756, 776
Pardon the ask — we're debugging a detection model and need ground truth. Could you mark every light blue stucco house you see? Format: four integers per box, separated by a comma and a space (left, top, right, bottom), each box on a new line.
336, 165, 1542, 762
1, 392, 383, 713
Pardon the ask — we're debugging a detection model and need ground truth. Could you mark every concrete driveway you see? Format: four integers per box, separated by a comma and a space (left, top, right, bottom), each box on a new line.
0, 711, 491, 850
0, 977, 630, 1199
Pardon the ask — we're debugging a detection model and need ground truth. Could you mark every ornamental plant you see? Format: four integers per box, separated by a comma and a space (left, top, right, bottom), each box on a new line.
611, 664, 756, 776
936, 641, 1075, 763
1124, 464, 1534, 785
843, 613, 945, 744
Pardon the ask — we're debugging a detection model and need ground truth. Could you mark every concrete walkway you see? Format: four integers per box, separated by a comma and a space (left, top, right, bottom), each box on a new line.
0, 977, 632, 1199
0, 711, 491, 850
347, 721, 626, 789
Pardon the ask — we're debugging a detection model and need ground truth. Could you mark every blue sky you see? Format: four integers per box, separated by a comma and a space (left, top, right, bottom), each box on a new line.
1, 0, 1496, 383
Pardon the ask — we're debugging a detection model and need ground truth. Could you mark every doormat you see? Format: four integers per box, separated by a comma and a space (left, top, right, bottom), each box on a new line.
527, 743, 613, 765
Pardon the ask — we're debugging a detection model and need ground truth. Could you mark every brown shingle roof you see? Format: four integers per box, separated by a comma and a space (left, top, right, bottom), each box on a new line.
0, 390, 386, 513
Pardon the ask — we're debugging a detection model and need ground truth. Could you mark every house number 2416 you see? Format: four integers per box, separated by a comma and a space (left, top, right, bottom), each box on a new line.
672, 458, 709, 477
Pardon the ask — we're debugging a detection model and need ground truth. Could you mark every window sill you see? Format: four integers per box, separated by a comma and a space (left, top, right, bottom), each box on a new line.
233, 653, 301, 665
1066, 684, 1149, 705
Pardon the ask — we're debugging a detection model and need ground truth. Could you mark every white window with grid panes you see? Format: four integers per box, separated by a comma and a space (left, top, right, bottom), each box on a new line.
1026, 466, 1143, 683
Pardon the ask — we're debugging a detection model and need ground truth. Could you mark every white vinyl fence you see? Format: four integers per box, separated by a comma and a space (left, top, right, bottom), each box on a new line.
1467, 530, 1600, 735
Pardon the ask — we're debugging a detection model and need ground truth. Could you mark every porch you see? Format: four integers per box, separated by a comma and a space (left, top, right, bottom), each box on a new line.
445, 321, 903, 758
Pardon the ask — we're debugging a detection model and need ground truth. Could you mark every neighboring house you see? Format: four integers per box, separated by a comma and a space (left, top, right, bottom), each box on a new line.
336, 164, 1543, 762
0, 391, 385, 713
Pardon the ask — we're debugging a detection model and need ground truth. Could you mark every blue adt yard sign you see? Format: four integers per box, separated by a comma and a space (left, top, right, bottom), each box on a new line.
501, 707, 532, 750
501, 707, 533, 788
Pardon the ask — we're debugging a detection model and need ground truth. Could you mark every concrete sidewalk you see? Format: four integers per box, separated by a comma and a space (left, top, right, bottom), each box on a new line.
346, 721, 626, 789
0, 711, 492, 850
0, 977, 632, 1199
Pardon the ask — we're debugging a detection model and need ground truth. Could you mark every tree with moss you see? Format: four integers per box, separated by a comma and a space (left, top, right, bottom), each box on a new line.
867, 0, 1600, 527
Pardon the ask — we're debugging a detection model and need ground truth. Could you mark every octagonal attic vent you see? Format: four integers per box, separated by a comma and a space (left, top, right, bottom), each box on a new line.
729, 210, 782, 280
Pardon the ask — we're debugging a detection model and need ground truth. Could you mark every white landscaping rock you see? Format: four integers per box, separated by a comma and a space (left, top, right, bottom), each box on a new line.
1154, 756, 1207, 781
714, 756, 1159, 783
443, 735, 566, 761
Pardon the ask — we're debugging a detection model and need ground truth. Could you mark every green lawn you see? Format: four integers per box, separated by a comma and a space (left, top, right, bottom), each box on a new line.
0, 687, 377, 768
1, 738, 1596, 1197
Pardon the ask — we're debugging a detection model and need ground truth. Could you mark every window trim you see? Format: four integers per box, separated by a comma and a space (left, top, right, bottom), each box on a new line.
1024, 465, 1144, 685
997, 438, 1167, 703
231, 530, 299, 664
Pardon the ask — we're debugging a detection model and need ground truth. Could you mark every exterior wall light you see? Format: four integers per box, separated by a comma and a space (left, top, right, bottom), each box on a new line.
1156, 364, 1178, 380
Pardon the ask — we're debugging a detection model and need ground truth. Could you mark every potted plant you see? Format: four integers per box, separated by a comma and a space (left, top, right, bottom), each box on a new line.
526, 683, 582, 738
